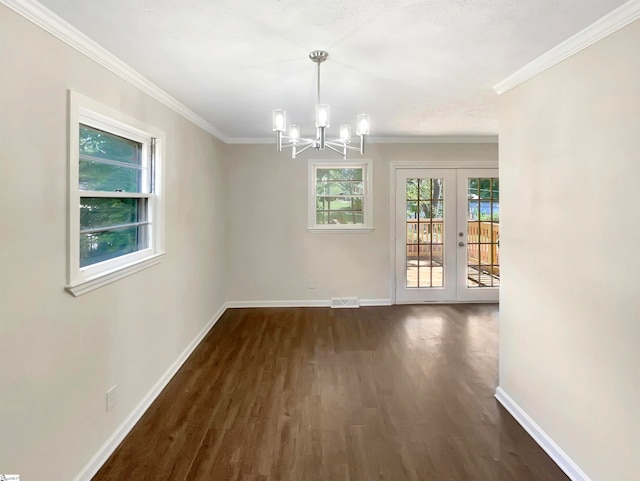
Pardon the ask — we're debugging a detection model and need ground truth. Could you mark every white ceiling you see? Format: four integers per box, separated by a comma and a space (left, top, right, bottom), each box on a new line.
36, 0, 628, 141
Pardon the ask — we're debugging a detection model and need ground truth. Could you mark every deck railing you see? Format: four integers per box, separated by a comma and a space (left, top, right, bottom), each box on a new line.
406, 220, 499, 274
467, 221, 500, 273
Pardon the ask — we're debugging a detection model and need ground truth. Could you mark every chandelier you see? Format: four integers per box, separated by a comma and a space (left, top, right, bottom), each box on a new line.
272, 50, 370, 159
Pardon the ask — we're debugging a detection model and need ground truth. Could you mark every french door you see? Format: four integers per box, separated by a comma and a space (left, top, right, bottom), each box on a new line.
394, 168, 499, 303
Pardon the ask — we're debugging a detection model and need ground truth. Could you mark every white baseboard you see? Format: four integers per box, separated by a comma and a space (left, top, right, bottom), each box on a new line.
360, 298, 392, 306
225, 298, 392, 308
226, 299, 330, 308
73, 299, 394, 480
72, 303, 228, 481
494, 387, 592, 481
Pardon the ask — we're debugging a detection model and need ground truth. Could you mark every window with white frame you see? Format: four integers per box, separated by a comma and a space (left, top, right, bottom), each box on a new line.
67, 92, 164, 295
308, 160, 373, 232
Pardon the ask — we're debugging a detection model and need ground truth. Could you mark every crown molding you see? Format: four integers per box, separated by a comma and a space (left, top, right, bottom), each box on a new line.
368, 135, 498, 144
2, 0, 499, 145
226, 135, 498, 145
1, 0, 230, 142
494, 0, 640, 94
224, 137, 275, 144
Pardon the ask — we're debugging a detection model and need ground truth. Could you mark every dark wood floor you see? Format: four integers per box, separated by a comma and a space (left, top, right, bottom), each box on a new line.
92, 305, 569, 481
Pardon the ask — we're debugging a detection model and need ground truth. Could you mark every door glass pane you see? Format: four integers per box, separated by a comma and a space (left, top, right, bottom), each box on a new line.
407, 223, 418, 245
406, 265, 418, 288
406, 177, 445, 288
406, 179, 419, 200
419, 201, 430, 219
468, 201, 480, 221
419, 179, 431, 200
431, 266, 443, 287
467, 178, 499, 288
418, 223, 429, 244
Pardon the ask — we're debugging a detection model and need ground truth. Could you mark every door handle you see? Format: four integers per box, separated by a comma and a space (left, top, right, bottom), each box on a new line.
458, 241, 465, 247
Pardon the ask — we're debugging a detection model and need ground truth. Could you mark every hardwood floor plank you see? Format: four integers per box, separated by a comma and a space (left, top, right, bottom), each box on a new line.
92, 305, 569, 481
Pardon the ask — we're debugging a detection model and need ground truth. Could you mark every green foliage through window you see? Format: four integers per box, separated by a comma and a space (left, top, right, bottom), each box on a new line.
79, 124, 149, 267
406, 178, 444, 219
315, 168, 365, 225
79, 125, 141, 165
79, 125, 144, 192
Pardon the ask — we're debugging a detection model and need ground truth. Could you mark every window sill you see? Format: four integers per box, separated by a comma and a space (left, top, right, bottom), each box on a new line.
307, 227, 374, 234
66, 253, 165, 297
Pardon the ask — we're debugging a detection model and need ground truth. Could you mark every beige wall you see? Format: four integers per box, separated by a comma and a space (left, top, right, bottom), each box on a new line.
499, 20, 640, 481
0, 6, 499, 477
3, 2, 637, 479
225, 143, 498, 303
0, 5, 228, 480
0, 4, 501, 480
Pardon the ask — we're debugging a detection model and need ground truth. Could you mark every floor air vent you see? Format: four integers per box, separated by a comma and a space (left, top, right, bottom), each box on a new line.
331, 297, 360, 308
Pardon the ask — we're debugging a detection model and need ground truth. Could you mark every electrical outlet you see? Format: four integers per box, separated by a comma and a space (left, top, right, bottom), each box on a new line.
308, 278, 315, 289
106, 385, 117, 412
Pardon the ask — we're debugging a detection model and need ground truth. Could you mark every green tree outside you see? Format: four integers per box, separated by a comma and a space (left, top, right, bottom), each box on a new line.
79, 125, 147, 266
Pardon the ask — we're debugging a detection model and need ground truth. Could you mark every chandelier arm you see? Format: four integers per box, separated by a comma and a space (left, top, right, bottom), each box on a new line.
324, 143, 345, 156
325, 141, 360, 152
293, 143, 315, 156
282, 136, 316, 144
281, 140, 314, 149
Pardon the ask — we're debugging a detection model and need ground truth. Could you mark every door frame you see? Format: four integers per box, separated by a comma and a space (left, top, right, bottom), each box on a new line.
389, 160, 499, 305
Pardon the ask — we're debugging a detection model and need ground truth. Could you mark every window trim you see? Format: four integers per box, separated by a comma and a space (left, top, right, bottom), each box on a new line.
66, 91, 165, 296
307, 159, 374, 233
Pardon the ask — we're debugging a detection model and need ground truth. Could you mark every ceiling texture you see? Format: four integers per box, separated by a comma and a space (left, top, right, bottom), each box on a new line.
36, 0, 628, 141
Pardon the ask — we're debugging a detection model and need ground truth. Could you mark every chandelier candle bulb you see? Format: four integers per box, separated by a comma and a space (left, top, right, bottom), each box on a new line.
272, 109, 286, 132
356, 114, 370, 136
340, 125, 352, 143
315, 104, 330, 128
289, 125, 300, 143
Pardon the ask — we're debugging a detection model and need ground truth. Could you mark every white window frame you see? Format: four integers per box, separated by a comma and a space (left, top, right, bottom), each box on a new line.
307, 159, 374, 233
66, 91, 165, 296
